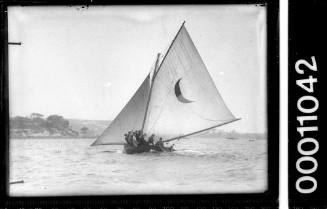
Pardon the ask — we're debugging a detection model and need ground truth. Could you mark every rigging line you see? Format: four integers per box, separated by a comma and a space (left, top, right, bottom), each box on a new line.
141, 53, 161, 131
163, 118, 241, 143
153, 21, 185, 78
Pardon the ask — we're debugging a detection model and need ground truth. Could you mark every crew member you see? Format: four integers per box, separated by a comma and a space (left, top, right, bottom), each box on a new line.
124, 133, 129, 144
148, 134, 155, 146
132, 133, 138, 147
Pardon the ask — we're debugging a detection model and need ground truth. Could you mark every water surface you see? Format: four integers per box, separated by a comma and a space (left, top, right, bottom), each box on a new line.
9, 137, 267, 196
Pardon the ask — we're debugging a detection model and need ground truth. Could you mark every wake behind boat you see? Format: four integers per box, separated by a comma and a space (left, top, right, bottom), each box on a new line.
91, 22, 240, 154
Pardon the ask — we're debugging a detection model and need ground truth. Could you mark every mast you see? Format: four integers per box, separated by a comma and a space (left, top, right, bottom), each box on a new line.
141, 53, 161, 131
163, 118, 241, 143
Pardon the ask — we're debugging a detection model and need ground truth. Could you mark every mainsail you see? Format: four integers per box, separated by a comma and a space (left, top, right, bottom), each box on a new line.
142, 23, 238, 141
92, 22, 238, 146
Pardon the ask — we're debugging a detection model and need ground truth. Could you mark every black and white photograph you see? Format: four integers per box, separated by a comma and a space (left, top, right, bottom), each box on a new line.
8, 5, 268, 196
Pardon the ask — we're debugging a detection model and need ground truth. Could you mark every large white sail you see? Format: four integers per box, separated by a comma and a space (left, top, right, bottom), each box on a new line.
143, 24, 237, 141
93, 23, 238, 146
91, 74, 151, 145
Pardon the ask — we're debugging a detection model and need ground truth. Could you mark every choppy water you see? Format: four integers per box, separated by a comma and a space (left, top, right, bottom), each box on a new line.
9, 137, 267, 196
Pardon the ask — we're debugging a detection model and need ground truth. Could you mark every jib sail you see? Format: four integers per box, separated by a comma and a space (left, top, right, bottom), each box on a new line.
91, 74, 151, 145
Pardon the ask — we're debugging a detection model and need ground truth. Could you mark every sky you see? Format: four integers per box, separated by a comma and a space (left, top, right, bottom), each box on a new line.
8, 5, 267, 133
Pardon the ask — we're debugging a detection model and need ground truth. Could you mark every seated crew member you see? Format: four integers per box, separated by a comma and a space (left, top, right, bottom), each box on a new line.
134, 130, 145, 146
158, 137, 164, 145
128, 131, 134, 146
124, 132, 132, 145
124, 133, 129, 144
168, 144, 175, 152
148, 134, 155, 146
137, 132, 143, 146
156, 137, 174, 152
132, 134, 138, 147
151, 137, 164, 152
139, 133, 147, 145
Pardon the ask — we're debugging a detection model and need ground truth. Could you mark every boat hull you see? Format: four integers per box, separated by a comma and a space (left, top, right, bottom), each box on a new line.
123, 144, 151, 154
123, 143, 174, 154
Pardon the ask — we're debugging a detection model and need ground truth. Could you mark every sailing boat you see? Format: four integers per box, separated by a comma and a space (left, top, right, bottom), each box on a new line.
91, 22, 240, 153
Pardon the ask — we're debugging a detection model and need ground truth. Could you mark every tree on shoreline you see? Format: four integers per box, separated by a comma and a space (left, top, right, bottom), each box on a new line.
10, 114, 76, 137
30, 113, 44, 119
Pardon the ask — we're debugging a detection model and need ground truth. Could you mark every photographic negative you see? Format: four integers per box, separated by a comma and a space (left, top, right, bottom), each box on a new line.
7, 5, 269, 197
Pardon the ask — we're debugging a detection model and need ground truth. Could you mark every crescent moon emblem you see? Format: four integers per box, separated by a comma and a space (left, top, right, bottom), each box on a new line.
174, 78, 193, 103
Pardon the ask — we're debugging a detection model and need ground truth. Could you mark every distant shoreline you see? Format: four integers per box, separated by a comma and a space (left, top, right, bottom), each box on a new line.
9, 114, 266, 140
10, 114, 110, 139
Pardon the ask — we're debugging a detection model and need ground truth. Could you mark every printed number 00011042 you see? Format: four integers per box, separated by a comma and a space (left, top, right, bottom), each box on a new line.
295, 56, 319, 194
